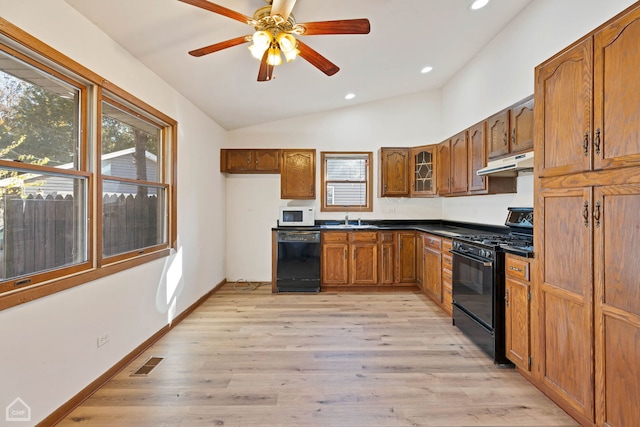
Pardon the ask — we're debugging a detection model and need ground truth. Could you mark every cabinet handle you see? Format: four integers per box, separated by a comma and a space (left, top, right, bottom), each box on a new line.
583, 131, 590, 156
594, 128, 601, 155
594, 201, 601, 228
583, 201, 589, 227
509, 266, 523, 272
503, 131, 508, 146
511, 128, 516, 145
505, 289, 509, 307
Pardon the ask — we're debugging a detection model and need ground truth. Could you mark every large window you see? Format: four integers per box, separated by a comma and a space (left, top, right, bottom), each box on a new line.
0, 19, 176, 307
321, 152, 373, 212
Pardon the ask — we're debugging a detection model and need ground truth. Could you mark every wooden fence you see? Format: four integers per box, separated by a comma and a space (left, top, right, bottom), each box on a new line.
2, 193, 160, 279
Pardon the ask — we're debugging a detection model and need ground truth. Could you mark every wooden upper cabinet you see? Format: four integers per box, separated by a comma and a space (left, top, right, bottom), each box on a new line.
510, 96, 534, 154
487, 110, 510, 160
450, 130, 468, 194
410, 145, 437, 197
468, 121, 488, 193
437, 140, 451, 196
280, 149, 315, 199
380, 147, 410, 197
594, 7, 640, 171
535, 38, 593, 178
220, 149, 280, 173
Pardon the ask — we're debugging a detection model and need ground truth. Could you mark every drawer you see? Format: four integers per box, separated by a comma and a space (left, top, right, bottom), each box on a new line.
505, 254, 530, 281
442, 268, 452, 284
350, 231, 378, 243
380, 232, 395, 243
442, 239, 452, 254
424, 234, 442, 250
442, 253, 452, 270
322, 232, 349, 243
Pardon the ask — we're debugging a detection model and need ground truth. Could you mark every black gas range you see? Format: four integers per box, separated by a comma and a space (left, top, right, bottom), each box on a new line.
451, 207, 533, 366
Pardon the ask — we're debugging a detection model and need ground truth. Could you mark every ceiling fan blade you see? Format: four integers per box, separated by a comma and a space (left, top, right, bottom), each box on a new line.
270, 0, 297, 21
257, 50, 275, 82
296, 40, 339, 76
188, 36, 250, 57
178, 0, 253, 24
297, 19, 371, 35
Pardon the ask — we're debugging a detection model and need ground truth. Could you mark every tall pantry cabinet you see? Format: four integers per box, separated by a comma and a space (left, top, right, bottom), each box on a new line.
534, 3, 640, 426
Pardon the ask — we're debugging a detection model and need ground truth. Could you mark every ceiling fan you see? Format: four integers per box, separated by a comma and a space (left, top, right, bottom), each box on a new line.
178, 0, 371, 81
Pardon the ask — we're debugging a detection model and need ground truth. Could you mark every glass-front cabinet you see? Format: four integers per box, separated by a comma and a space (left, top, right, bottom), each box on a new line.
410, 145, 437, 197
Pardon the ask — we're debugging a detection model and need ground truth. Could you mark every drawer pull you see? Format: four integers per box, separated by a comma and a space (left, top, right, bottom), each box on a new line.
509, 266, 523, 272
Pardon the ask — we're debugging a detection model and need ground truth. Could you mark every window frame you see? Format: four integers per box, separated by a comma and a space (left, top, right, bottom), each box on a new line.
0, 17, 177, 311
320, 151, 373, 213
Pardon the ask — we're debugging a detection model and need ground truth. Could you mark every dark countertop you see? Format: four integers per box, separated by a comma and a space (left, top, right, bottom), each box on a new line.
273, 219, 509, 239
273, 219, 534, 257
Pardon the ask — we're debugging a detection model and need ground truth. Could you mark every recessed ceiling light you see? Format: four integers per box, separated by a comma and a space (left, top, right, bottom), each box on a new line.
345, 93, 356, 100
470, 0, 489, 10
421, 66, 433, 74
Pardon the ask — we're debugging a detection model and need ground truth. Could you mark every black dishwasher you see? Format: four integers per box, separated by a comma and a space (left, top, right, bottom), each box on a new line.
276, 230, 321, 292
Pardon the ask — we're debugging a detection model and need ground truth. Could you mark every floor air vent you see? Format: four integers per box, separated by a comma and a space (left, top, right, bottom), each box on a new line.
130, 356, 164, 376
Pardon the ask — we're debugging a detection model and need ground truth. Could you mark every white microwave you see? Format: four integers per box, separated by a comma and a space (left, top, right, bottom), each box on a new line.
279, 206, 315, 227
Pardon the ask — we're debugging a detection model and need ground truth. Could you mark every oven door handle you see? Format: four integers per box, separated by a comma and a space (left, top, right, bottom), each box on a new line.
453, 250, 493, 267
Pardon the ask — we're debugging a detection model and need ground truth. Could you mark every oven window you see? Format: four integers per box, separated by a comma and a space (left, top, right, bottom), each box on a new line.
452, 253, 494, 328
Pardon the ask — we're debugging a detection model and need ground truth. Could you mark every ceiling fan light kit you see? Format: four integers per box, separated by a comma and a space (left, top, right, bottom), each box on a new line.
179, 0, 370, 81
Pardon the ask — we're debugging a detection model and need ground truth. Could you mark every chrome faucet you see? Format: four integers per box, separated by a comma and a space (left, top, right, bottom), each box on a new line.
344, 212, 349, 225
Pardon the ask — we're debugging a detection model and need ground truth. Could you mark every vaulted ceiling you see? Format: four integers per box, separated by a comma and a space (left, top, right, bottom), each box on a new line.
65, 0, 532, 130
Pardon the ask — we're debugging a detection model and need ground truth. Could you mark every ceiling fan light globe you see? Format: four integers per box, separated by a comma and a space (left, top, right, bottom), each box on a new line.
276, 33, 297, 52
249, 43, 268, 60
267, 47, 282, 66
283, 48, 299, 62
252, 30, 273, 49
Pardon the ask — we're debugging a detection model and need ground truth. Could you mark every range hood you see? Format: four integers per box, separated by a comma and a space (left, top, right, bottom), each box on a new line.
477, 151, 534, 177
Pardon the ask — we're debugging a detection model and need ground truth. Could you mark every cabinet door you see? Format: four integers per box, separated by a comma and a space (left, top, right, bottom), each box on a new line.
224, 149, 253, 172
450, 130, 468, 194
536, 186, 594, 420
594, 8, 640, 171
468, 121, 487, 193
410, 146, 437, 197
535, 38, 593, 177
594, 184, 640, 427
510, 97, 534, 154
321, 242, 349, 285
281, 149, 315, 199
505, 277, 530, 370
423, 246, 442, 303
351, 242, 378, 285
254, 149, 280, 172
380, 148, 410, 196
397, 232, 416, 283
437, 140, 451, 196
380, 232, 396, 284
487, 110, 509, 160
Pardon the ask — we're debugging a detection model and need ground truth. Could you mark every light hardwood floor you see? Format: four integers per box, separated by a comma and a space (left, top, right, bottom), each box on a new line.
59, 284, 578, 427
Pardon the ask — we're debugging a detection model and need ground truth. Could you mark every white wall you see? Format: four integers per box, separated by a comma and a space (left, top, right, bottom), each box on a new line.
0, 1, 227, 425
225, 0, 639, 281
440, 0, 637, 225
226, 91, 444, 281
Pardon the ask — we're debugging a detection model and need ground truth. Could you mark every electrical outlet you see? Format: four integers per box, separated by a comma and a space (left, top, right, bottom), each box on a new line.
97, 333, 109, 348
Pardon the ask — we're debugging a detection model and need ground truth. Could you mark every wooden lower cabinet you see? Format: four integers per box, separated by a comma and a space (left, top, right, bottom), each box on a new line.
422, 234, 442, 302
380, 232, 396, 284
321, 232, 349, 285
397, 232, 417, 283
505, 253, 532, 373
441, 239, 453, 316
351, 232, 378, 285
